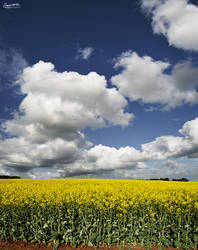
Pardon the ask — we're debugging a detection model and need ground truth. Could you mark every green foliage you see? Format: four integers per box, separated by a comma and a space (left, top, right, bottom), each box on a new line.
0, 204, 197, 249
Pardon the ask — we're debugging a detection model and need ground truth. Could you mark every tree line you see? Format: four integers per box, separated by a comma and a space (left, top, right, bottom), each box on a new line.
148, 177, 189, 182
0, 175, 21, 179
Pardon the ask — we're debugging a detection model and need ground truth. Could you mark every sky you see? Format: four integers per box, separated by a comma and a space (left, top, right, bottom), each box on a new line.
0, 0, 198, 180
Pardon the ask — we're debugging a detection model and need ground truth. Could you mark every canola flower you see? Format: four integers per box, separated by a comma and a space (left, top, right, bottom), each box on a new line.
0, 179, 197, 211
0, 179, 198, 248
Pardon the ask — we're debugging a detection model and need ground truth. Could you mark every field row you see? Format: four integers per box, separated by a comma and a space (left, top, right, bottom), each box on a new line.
0, 179, 198, 249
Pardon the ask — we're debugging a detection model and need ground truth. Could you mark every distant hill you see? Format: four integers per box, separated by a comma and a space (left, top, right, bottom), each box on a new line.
0, 175, 21, 179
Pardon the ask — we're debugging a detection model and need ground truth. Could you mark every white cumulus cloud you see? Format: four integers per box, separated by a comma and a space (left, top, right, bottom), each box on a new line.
140, 0, 198, 51
111, 51, 198, 110
55, 144, 148, 178
1, 59, 198, 180
142, 117, 198, 160
54, 114, 198, 178
0, 61, 133, 176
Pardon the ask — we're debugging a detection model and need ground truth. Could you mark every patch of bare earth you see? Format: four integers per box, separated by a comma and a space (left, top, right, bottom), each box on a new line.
0, 240, 191, 250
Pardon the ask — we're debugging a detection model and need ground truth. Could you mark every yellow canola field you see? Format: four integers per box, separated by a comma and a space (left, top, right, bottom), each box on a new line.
0, 179, 198, 212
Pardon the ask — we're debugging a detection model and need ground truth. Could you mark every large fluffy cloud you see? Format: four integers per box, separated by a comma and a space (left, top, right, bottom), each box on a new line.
0, 61, 133, 176
82, 117, 198, 168
142, 117, 198, 159
19, 61, 132, 128
32, 115, 198, 179
111, 51, 198, 110
140, 0, 198, 51
78, 117, 198, 179
1, 59, 198, 179
55, 145, 148, 178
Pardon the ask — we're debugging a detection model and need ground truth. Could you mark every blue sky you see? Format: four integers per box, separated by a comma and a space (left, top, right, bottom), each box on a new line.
0, 0, 198, 180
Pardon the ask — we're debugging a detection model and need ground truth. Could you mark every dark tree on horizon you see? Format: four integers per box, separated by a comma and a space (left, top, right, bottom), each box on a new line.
0, 175, 21, 179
